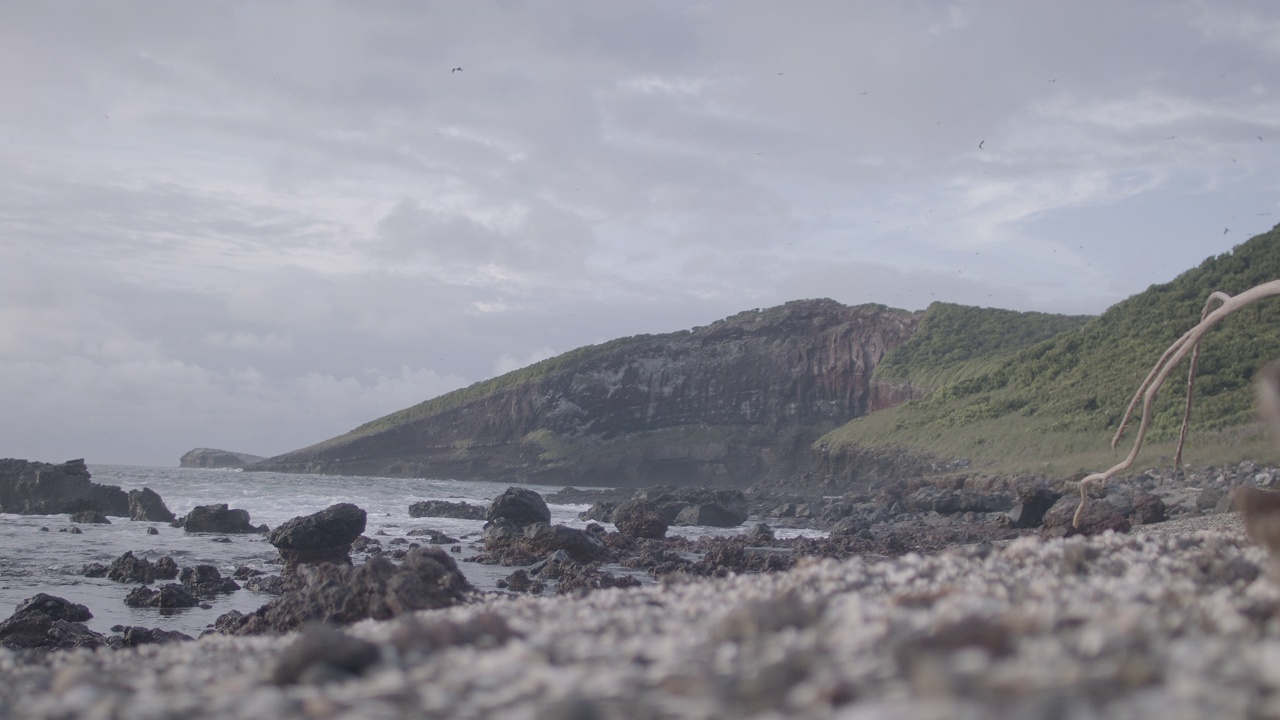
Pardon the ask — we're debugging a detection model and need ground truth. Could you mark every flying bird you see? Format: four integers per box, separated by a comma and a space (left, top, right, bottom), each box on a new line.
978, 140, 985, 149
451, 67, 463, 73
1225, 228, 1230, 234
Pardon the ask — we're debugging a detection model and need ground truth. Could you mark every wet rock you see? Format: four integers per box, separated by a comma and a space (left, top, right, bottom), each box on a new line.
107, 625, 193, 648
523, 523, 608, 563
408, 500, 486, 520
269, 503, 368, 573
182, 504, 261, 534
124, 584, 200, 609
487, 487, 551, 527
271, 624, 381, 686
69, 510, 111, 524
180, 565, 240, 596
0, 598, 106, 651
244, 574, 286, 595
106, 551, 179, 584
612, 498, 668, 539
578, 500, 616, 523
128, 487, 176, 523
13, 593, 92, 622
405, 528, 460, 544
674, 502, 746, 528
146, 526, 159, 535
503, 569, 541, 593
82, 562, 109, 578
642, 487, 749, 527
0, 458, 129, 517
219, 546, 473, 635
66, 526, 82, 534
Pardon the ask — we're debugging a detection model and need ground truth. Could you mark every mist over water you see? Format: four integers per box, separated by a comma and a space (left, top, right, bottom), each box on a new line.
0, 466, 807, 638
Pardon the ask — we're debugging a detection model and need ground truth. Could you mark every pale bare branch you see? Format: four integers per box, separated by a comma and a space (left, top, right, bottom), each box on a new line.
1074, 280, 1280, 527
1174, 292, 1232, 468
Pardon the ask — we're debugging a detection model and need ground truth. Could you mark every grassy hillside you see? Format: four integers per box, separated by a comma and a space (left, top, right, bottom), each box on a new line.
824, 226, 1280, 473
874, 302, 1091, 389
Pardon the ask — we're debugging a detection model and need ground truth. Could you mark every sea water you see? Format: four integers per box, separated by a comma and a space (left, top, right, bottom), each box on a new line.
0, 465, 816, 638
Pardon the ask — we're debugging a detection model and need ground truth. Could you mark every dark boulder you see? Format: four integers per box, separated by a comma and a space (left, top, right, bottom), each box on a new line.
0, 458, 129, 517
674, 502, 746, 528
487, 487, 550, 527
128, 487, 176, 523
271, 624, 381, 686
13, 593, 92, 622
218, 546, 473, 635
0, 593, 104, 651
640, 487, 749, 527
124, 583, 200, 609
180, 565, 240, 596
269, 503, 368, 573
183, 504, 262, 534
106, 551, 179, 584
1007, 486, 1062, 529
405, 528, 460, 544
107, 625, 193, 648
244, 574, 286, 595
408, 500, 486, 520
612, 498, 668, 539
70, 510, 111, 524
578, 501, 616, 523
521, 523, 608, 563
1041, 495, 1131, 539
1129, 492, 1167, 525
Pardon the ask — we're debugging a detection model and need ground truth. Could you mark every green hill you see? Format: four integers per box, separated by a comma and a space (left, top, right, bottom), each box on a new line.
822, 225, 1280, 474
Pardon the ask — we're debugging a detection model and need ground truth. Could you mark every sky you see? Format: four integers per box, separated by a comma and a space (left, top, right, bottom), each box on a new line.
3, 1, 1280, 467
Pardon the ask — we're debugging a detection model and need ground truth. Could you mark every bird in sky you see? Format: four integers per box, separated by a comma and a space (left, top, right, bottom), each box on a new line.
1225, 228, 1230, 234
452, 67, 463, 73
978, 140, 985, 149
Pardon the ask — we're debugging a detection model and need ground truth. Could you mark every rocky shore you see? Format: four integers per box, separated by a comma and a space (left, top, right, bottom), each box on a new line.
3, 461, 1279, 717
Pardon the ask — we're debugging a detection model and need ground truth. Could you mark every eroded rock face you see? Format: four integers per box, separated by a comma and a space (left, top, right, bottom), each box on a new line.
218, 546, 473, 635
487, 488, 551, 527
0, 458, 129, 517
269, 503, 367, 573
124, 584, 199, 609
251, 300, 923, 486
182, 504, 262, 534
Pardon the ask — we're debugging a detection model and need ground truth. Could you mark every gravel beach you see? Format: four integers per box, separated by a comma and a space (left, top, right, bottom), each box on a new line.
2, 511, 1275, 719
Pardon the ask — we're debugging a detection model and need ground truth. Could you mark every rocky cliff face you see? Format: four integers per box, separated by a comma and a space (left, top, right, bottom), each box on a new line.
0, 458, 130, 516
180, 449, 267, 469
252, 299, 924, 486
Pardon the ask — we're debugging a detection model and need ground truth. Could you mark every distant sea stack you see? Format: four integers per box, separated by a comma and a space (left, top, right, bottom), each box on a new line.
179, 449, 267, 470
251, 299, 925, 487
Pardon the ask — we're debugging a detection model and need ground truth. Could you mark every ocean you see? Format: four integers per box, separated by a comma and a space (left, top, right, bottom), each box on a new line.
0, 465, 812, 639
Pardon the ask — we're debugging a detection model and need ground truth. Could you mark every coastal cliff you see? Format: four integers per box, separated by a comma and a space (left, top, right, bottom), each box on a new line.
252, 299, 924, 486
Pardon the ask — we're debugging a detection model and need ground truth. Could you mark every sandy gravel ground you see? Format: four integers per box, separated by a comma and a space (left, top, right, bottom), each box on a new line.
2, 511, 1277, 719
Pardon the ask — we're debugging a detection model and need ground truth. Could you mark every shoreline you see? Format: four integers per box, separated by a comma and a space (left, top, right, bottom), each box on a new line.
1, 509, 1272, 719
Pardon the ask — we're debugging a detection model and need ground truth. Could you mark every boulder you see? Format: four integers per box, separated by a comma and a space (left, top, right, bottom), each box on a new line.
1007, 486, 1061, 529
674, 502, 746, 528
107, 625, 193, 648
69, 510, 111, 524
0, 458, 129, 517
217, 546, 473, 635
1041, 495, 1131, 539
128, 487, 176, 523
179, 565, 240, 596
269, 503, 368, 572
612, 498, 668, 539
640, 487, 749, 527
1129, 492, 1168, 525
408, 500, 486, 520
182, 503, 262, 534
0, 593, 104, 651
124, 583, 200, 609
487, 487, 551, 527
405, 528, 460, 544
106, 551, 179, 584
521, 523, 608, 563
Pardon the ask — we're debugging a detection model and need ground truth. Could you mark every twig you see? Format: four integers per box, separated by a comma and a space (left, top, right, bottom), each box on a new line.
1074, 280, 1280, 527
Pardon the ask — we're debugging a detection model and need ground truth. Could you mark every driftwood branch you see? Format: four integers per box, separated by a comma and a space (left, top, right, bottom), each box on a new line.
1074, 280, 1280, 527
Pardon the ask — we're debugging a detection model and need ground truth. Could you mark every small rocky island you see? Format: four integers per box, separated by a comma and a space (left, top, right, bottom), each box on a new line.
179, 448, 267, 470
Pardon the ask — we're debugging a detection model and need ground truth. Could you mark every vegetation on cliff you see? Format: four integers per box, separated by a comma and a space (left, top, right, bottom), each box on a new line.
823, 225, 1280, 473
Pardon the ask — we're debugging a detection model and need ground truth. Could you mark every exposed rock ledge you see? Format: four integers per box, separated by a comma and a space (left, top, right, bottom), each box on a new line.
179, 448, 267, 469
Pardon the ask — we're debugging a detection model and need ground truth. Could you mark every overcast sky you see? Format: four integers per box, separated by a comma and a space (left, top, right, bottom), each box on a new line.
3, 1, 1279, 467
